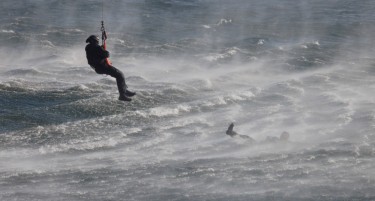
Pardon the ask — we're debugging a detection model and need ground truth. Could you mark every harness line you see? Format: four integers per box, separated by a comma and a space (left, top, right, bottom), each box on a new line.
101, 0, 111, 66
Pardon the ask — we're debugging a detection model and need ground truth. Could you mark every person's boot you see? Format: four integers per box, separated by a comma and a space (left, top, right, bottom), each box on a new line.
119, 95, 132, 102
125, 90, 136, 97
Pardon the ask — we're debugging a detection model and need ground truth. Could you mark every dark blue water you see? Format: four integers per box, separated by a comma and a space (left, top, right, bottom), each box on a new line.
1, 0, 375, 200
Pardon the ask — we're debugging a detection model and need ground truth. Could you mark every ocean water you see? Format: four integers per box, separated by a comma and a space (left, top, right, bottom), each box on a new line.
1, 0, 375, 200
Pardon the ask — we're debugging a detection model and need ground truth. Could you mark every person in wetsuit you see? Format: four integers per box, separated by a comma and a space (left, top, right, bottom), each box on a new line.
225, 123, 290, 144
226, 123, 256, 142
85, 35, 135, 101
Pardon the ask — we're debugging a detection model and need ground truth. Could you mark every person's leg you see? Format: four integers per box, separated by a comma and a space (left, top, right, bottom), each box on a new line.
95, 66, 133, 101
97, 66, 127, 96
108, 66, 128, 97
95, 65, 135, 101
107, 66, 136, 97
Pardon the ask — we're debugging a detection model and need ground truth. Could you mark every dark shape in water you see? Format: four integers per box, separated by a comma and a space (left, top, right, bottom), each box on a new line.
226, 123, 290, 143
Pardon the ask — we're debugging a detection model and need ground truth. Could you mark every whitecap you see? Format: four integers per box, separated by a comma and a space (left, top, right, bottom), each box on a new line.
40, 40, 55, 48
257, 39, 265, 45
149, 104, 192, 117
202, 25, 211, 29
202, 47, 241, 62
68, 84, 89, 91
216, 18, 232, 26
38, 137, 124, 154
1, 29, 15, 33
313, 41, 320, 46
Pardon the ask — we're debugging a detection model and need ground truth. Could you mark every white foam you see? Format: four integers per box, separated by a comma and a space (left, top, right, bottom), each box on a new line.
149, 104, 192, 117
38, 137, 123, 154
202, 25, 211, 29
257, 39, 265, 45
40, 40, 55, 48
1, 29, 15, 33
216, 18, 232, 26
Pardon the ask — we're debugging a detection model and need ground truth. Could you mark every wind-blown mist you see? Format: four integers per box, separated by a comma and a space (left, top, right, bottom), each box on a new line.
1, 0, 375, 200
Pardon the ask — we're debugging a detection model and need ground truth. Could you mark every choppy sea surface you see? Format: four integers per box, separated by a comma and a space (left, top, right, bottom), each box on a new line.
1, 0, 375, 200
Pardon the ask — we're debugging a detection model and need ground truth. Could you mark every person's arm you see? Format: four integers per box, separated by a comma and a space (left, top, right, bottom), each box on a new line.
98, 46, 110, 59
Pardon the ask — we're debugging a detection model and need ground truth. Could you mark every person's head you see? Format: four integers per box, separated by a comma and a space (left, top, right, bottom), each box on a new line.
280, 131, 290, 141
86, 35, 99, 44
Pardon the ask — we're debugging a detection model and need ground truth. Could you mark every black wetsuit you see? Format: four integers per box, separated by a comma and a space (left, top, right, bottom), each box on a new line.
85, 43, 127, 97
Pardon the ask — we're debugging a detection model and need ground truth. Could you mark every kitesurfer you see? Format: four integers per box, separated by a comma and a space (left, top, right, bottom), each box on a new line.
85, 35, 135, 101
226, 123, 256, 142
225, 123, 289, 143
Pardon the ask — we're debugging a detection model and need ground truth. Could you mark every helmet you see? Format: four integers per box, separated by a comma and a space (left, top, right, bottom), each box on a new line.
86, 35, 99, 44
